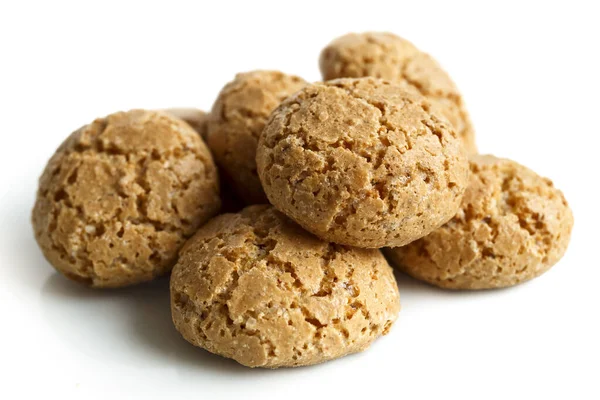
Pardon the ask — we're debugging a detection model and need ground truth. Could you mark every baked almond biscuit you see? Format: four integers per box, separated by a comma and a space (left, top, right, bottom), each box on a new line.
170, 205, 400, 368
319, 32, 477, 153
32, 110, 221, 288
385, 155, 573, 289
207, 70, 306, 204
256, 78, 469, 248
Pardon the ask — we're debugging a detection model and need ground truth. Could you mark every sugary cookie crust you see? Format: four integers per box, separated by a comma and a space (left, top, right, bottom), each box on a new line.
207, 70, 306, 204
385, 155, 574, 289
32, 109, 221, 288
256, 77, 469, 248
319, 32, 477, 153
170, 205, 400, 368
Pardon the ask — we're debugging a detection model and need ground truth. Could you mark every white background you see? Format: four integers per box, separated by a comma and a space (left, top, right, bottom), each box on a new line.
1, 1, 598, 399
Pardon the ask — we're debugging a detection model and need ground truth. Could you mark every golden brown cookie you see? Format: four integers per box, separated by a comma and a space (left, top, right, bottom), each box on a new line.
170, 205, 400, 368
319, 32, 477, 153
384, 155, 574, 289
206, 70, 306, 204
256, 78, 469, 248
162, 108, 210, 139
32, 110, 221, 288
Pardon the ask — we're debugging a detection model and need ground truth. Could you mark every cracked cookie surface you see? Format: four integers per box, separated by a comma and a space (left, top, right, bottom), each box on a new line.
384, 155, 574, 289
32, 109, 221, 288
207, 70, 306, 204
256, 78, 469, 248
319, 32, 477, 153
170, 205, 400, 368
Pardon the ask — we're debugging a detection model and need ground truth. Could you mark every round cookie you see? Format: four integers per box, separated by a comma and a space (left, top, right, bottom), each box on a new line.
256, 77, 469, 248
162, 108, 210, 139
170, 205, 400, 368
206, 70, 306, 204
319, 32, 477, 153
384, 155, 574, 289
32, 109, 221, 288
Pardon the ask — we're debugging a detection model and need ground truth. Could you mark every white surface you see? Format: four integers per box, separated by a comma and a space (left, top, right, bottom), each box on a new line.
1, 1, 599, 399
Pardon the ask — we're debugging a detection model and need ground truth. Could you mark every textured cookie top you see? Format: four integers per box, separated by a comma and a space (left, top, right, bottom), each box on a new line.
385, 155, 574, 289
256, 78, 469, 248
32, 110, 221, 288
170, 205, 400, 368
207, 70, 306, 204
162, 108, 210, 139
319, 32, 476, 153
320, 32, 420, 82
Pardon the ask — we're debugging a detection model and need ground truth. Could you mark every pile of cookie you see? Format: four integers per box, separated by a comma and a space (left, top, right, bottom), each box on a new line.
32, 33, 573, 368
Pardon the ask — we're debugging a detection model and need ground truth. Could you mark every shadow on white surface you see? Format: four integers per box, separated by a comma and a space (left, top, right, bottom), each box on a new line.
391, 263, 528, 309
2, 188, 48, 287
394, 267, 490, 298
40, 274, 253, 375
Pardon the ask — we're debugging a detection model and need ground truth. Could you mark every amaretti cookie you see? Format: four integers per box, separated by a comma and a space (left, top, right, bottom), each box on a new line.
32, 110, 221, 288
385, 155, 574, 289
163, 108, 210, 139
170, 205, 400, 368
206, 70, 306, 204
256, 78, 469, 248
319, 32, 477, 153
